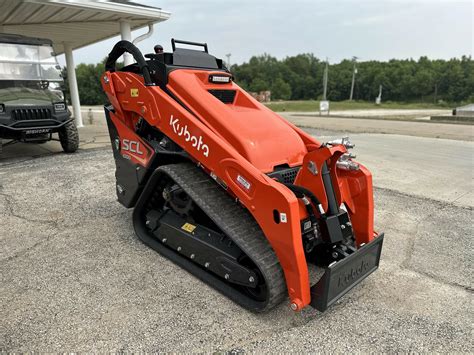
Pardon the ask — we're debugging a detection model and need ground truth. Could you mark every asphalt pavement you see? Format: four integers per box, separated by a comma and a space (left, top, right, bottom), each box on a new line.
1, 115, 473, 352
280, 113, 473, 141
307, 129, 473, 208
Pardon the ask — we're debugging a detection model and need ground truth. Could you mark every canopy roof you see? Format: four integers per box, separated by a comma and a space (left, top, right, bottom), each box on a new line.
0, 0, 171, 54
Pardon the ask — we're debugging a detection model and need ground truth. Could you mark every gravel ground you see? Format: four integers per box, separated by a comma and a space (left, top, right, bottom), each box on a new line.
1, 148, 472, 352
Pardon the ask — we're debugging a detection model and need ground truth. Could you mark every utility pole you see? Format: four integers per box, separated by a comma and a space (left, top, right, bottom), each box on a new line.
320, 58, 330, 116
225, 53, 231, 69
322, 58, 329, 100
349, 56, 358, 101
375, 84, 382, 105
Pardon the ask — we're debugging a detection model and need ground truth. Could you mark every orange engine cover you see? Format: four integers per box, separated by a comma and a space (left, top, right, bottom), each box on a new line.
167, 70, 308, 173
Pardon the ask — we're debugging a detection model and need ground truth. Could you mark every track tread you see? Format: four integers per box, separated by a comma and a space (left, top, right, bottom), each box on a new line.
158, 163, 287, 312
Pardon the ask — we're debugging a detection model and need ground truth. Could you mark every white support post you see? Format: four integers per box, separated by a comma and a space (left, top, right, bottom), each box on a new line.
120, 20, 133, 66
64, 42, 83, 128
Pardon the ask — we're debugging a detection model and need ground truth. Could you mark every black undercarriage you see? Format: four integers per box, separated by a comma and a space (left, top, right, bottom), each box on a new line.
133, 163, 286, 312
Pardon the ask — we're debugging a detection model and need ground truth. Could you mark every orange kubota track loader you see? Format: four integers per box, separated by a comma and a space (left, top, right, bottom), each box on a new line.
101, 39, 384, 312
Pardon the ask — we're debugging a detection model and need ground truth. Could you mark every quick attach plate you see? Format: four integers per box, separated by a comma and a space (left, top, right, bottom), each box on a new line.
320, 210, 353, 244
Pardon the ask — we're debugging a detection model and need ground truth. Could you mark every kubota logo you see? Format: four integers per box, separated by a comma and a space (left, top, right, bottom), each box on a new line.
169, 115, 209, 157
337, 259, 370, 288
122, 139, 144, 154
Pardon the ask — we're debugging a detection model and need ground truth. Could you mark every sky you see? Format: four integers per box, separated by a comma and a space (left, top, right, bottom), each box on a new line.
59, 0, 473, 66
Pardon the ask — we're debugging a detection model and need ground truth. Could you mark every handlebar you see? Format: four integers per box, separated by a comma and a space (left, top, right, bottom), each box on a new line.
105, 40, 153, 86
171, 38, 208, 53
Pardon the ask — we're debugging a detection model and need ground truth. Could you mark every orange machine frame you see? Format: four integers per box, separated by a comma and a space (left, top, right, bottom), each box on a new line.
102, 69, 375, 311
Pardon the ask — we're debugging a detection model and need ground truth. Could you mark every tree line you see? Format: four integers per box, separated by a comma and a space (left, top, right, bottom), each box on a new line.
231, 54, 473, 103
64, 55, 473, 105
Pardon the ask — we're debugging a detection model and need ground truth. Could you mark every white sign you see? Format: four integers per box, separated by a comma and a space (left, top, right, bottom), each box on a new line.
320, 100, 330, 112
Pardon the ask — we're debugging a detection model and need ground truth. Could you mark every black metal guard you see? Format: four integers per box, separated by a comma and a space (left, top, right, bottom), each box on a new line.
0, 118, 72, 131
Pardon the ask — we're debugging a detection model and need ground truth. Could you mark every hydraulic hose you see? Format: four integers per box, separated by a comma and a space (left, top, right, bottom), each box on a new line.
283, 183, 323, 251
283, 183, 325, 216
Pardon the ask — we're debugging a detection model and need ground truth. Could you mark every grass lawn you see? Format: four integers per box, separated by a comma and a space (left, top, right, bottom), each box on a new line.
264, 100, 449, 112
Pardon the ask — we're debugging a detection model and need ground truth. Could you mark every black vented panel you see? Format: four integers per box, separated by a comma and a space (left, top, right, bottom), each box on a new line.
281, 169, 298, 184
267, 166, 300, 184
208, 89, 236, 104
12, 108, 52, 121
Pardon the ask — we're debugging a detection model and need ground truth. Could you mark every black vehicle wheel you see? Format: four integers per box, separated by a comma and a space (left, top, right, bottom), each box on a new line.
59, 121, 79, 153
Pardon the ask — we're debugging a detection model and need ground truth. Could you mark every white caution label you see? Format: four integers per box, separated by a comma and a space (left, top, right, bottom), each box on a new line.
236, 175, 251, 190
280, 213, 288, 223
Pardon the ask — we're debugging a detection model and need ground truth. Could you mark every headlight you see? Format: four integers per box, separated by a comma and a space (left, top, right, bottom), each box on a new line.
0, 104, 5, 114
208, 74, 232, 83
51, 89, 65, 100
54, 102, 66, 112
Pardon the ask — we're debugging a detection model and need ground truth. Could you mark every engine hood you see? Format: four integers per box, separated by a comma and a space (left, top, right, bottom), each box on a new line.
0, 86, 61, 106
168, 70, 308, 173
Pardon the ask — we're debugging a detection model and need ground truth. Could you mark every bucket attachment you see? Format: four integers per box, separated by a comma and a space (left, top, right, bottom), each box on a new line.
310, 234, 384, 312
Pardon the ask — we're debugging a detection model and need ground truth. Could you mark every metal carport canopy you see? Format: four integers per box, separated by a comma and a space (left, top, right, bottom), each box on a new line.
0, 0, 171, 126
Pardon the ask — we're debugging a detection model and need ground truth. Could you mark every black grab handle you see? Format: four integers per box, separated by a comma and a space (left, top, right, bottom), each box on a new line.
105, 40, 153, 86
171, 38, 208, 53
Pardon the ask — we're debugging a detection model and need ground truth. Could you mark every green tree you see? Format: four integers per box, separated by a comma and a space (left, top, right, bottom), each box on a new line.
271, 78, 292, 100
413, 69, 434, 101
249, 77, 269, 92
75, 63, 106, 105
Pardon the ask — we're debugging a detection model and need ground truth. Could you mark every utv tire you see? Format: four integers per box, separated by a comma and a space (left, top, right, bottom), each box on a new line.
59, 121, 79, 153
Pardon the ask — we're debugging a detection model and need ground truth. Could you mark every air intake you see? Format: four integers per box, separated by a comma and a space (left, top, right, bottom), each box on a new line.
267, 167, 300, 184
208, 89, 236, 104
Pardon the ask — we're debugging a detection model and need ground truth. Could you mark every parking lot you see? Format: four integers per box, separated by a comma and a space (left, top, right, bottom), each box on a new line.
1, 117, 473, 352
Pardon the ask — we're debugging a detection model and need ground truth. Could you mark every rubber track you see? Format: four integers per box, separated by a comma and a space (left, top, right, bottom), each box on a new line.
145, 163, 287, 312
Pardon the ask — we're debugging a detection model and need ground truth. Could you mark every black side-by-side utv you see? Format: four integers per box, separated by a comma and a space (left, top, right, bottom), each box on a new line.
0, 34, 78, 153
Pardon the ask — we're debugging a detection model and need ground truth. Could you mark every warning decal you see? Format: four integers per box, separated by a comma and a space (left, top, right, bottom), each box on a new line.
181, 222, 197, 233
